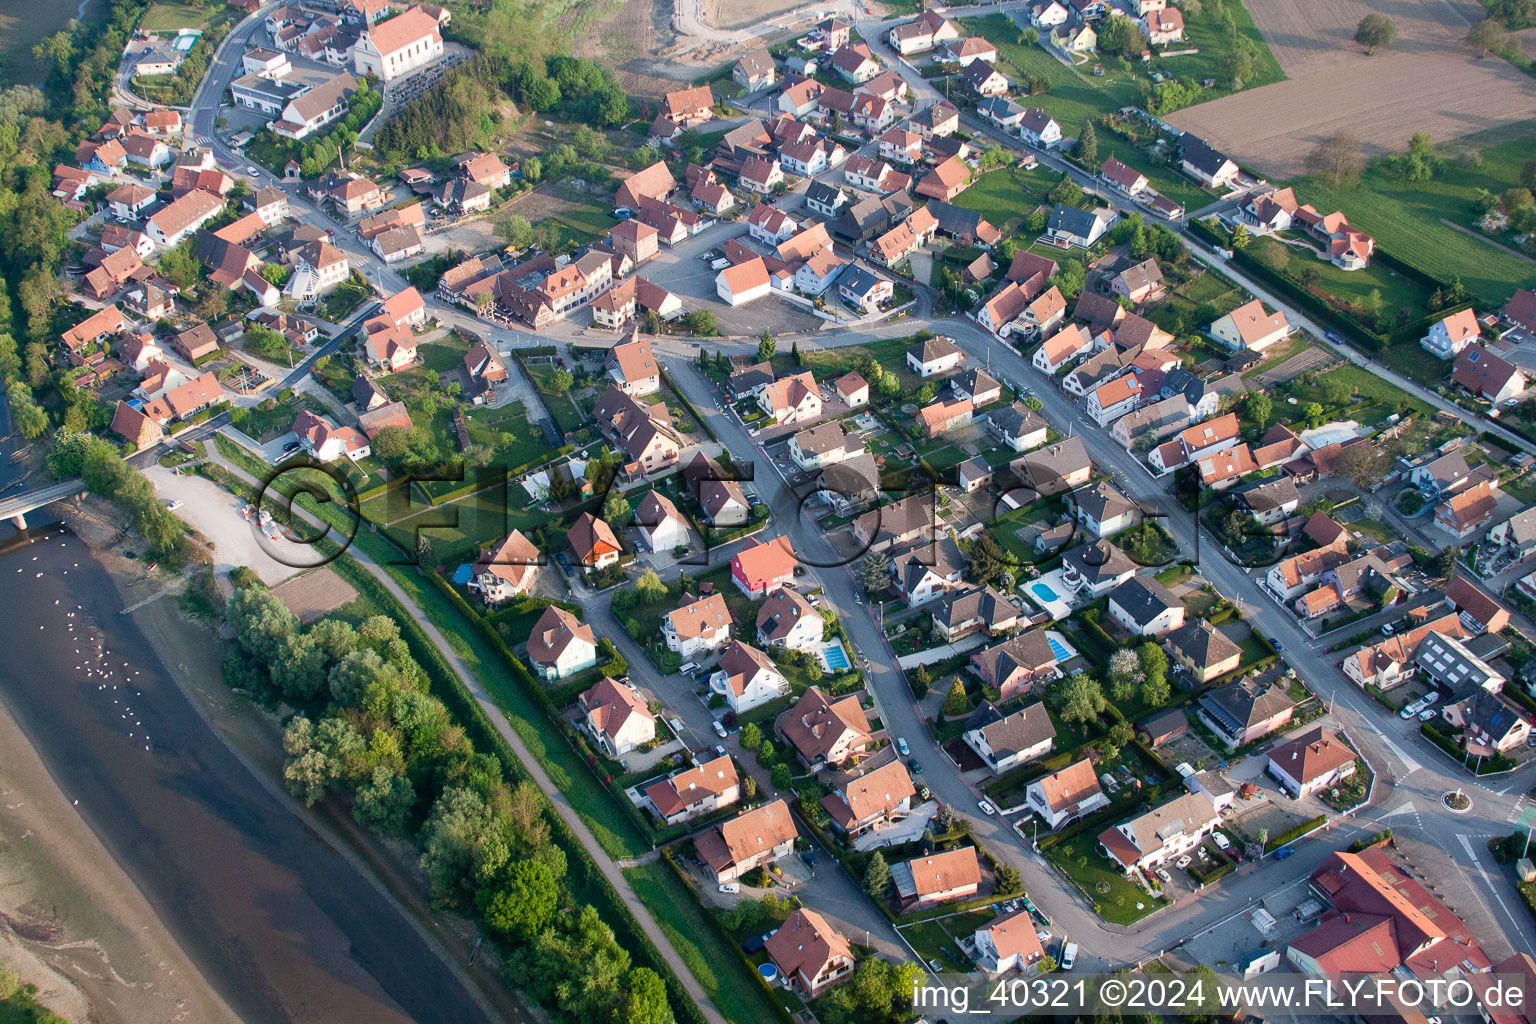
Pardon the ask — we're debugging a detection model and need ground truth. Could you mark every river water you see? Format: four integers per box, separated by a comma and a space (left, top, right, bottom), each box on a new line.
0, 529, 495, 1024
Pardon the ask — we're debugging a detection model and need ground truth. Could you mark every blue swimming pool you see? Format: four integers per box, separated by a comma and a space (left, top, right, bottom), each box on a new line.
1031, 581, 1062, 603
822, 643, 851, 671
451, 563, 473, 584
1047, 635, 1071, 660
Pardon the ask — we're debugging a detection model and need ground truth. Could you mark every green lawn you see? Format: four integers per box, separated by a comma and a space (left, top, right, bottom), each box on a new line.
1285, 124, 1536, 306
465, 400, 552, 471
953, 164, 1058, 233
1096, 134, 1210, 211
1246, 236, 1435, 319
1170, 0, 1285, 98
416, 338, 472, 373
1046, 832, 1168, 925
1285, 363, 1435, 426
962, 15, 1142, 137
1378, 342, 1452, 387
623, 861, 785, 1024
139, 0, 212, 32
551, 197, 620, 244
898, 910, 994, 972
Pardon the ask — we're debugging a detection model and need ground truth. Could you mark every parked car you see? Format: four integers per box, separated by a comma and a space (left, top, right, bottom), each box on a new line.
1419, 708, 1438, 721
1175, 855, 1192, 869
896, 737, 910, 756
678, 662, 698, 676
908, 758, 922, 774
164, 499, 183, 511
1380, 621, 1396, 636
1400, 701, 1423, 720
1061, 942, 1078, 971
1272, 846, 1295, 860
1422, 691, 1440, 705
713, 720, 727, 738
719, 882, 740, 894
1212, 833, 1231, 852
978, 799, 997, 816
668, 717, 685, 734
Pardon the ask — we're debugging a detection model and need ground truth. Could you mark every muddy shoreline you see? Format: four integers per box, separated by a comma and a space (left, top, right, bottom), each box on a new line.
0, 507, 503, 1024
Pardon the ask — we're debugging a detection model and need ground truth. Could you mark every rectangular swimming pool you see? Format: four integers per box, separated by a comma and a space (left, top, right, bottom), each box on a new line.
821, 641, 851, 671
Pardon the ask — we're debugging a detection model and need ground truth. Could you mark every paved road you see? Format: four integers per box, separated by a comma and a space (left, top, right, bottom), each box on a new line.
652, 313, 1536, 963
147, 0, 1536, 978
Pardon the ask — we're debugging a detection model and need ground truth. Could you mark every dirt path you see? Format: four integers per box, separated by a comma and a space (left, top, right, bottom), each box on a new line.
206, 449, 729, 1024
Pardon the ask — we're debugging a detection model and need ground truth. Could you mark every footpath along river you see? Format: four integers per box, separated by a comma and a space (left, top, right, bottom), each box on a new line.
0, 528, 497, 1024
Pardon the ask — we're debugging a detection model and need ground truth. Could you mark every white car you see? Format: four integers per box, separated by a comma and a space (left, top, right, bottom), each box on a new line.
1175, 855, 1192, 869
1419, 708, 1438, 721
1212, 832, 1231, 851
1422, 691, 1439, 705
668, 717, 685, 734
1060, 942, 1078, 971
896, 737, 910, 757
246, 166, 259, 176
1156, 868, 1172, 884
978, 799, 997, 816
719, 882, 740, 894
713, 720, 727, 738
164, 499, 183, 511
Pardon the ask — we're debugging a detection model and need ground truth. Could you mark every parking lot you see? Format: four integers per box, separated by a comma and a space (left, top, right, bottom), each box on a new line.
637, 223, 824, 337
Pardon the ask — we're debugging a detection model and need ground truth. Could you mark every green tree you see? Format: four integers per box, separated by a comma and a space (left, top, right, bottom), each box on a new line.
1242, 390, 1272, 424
419, 785, 512, 906
481, 859, 560, 941
758, 329, 775, 362
1467, 16, 1508, 57
228, 586, 299, 663
771, 762, 793, 789
1354, 13, 1397, 51
863, 850, 892, 898
1229, 223, 1251, 249
855, 552, 892, 592
740, 722, 763, 750
757, 739, 776, 767
1076, 120, 1098, 165
943, 677, 969, 717
635, 568, 666, 603
621, 968, 673, 1024
602, 493, 631, 522
1055, 673, 1107, 725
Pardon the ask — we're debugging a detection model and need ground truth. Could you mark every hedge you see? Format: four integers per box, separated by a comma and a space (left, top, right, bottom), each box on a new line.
1348, 829, 1393, 853
1420, 720, 1517, 774
662, 369, 719, 442
659, 849, 798, 1024
1191, 218, 1468, 352
1264, 815, 1327, 853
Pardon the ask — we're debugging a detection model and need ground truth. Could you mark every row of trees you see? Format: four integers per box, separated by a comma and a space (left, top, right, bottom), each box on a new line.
49, 429, 186, 559
225, 582, 675, 1024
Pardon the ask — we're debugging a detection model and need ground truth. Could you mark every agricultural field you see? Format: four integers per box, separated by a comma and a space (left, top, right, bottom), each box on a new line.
1167, 0, 1536, 179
